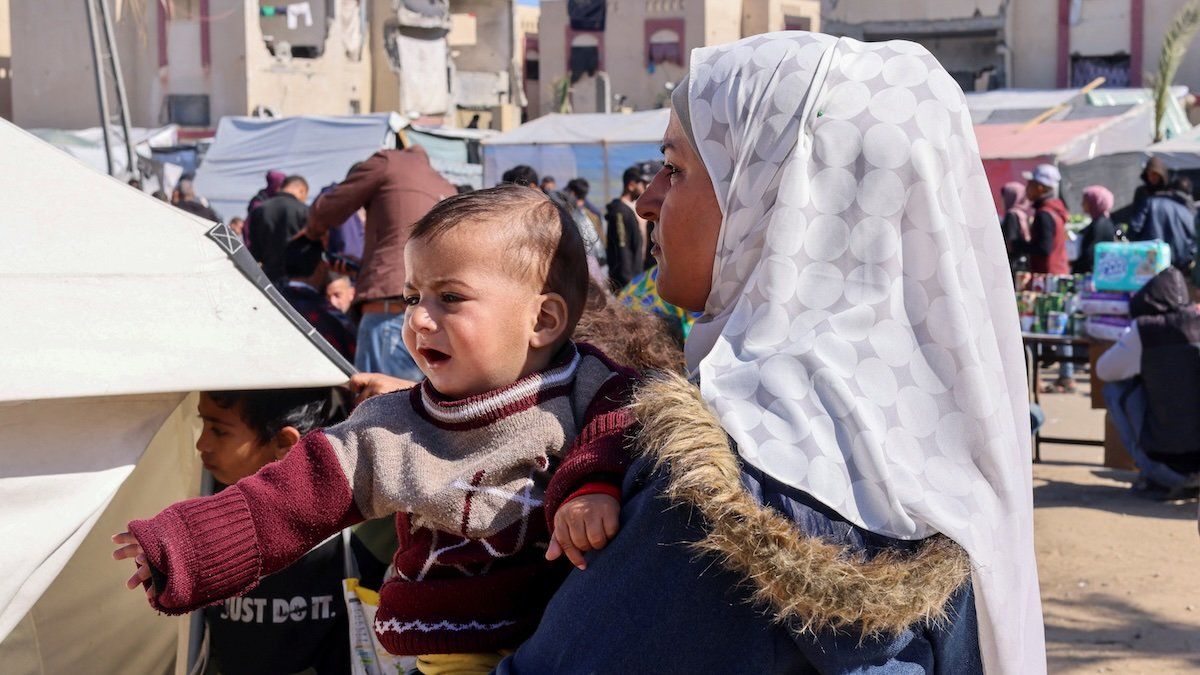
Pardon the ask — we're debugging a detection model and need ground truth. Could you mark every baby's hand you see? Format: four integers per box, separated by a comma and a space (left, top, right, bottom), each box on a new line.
112, 531, 154, 599
546, 494, 620, 570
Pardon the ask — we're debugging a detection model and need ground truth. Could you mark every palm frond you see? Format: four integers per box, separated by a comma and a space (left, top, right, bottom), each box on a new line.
552, 76, 573, 114
1151, 1, 1200, 141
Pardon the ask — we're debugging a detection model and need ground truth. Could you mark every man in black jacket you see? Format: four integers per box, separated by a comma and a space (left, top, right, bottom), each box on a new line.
248, 175, 309, 284
605, 166, 650, 290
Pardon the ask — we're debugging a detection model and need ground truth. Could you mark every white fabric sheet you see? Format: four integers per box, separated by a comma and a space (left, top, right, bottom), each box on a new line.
397, 32, 450, 115
680, 33, 1045, 673
0, 119, 349, 645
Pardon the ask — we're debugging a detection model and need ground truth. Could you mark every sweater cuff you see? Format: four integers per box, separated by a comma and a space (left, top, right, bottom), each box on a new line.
562, 481, 622, 505
128, 487, 262, 615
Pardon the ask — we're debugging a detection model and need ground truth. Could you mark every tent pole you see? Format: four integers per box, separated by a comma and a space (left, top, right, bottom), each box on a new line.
97, 0, 138, 179
602, 139, 610, 205
84, 0, 115, 177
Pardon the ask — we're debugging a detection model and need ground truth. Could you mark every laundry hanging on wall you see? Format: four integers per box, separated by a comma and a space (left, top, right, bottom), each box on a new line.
568, 0, 605, 31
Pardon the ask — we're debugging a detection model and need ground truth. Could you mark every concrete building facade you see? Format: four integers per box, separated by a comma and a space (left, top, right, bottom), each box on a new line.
824, 0, 1200, 98
11, 0, 372, 133
10, 0, 527, 134
534, 0, 820, 116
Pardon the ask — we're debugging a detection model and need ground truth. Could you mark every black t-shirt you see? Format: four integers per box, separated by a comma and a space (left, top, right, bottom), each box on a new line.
204, 517, 394, 675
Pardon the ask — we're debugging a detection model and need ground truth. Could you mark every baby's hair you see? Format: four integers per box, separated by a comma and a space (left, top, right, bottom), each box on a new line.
410, 185, 589, 329
206, 388, 342, 444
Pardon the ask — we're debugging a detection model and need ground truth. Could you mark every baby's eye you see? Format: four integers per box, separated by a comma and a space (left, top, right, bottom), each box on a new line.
441, 293, 464, 303
402, 295, 419, 307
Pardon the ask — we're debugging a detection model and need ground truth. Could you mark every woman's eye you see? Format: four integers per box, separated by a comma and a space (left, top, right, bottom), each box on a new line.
403, 295, 419, 306
441, 293, 463, 303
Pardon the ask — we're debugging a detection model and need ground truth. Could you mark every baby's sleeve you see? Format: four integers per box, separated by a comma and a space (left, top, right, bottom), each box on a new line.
127, 430, 364, 614
543, 371, 639, 524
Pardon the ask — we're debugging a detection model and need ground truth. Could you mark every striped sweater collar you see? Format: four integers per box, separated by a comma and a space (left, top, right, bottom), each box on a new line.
416, 344, 581, 428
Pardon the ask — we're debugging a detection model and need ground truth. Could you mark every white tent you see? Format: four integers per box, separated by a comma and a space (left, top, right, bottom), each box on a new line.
0, 118, 351, 674
27, 125, 180, 177
193, 113, 488, 222
1146, 124, 1200, 170
482, 109, 669, 203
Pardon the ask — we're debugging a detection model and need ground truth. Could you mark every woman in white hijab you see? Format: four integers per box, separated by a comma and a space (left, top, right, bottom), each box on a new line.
498, 32, 1043, 675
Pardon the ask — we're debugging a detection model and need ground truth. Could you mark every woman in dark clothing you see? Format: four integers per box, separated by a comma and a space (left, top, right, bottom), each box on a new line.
1074, 185, 1116, 274
499, 32, 1043, 675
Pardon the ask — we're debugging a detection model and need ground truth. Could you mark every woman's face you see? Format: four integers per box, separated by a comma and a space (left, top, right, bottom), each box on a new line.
636, 111, 722, 313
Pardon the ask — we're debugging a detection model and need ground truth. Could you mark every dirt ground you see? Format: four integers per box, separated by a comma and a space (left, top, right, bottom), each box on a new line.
1033, 369, 1200, 673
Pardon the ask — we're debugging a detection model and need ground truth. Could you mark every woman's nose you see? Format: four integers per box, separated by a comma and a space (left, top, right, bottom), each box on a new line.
636, 170, 668, 222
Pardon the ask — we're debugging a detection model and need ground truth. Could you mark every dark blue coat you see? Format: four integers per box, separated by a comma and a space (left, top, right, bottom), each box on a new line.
1131, 195, 1197, 271
496, 454, 981, 674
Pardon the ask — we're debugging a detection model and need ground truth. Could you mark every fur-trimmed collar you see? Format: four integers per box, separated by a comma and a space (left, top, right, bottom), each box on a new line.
631, 372, 972, 637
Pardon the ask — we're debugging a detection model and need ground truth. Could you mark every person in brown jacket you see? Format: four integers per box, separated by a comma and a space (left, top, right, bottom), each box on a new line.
304, 146, 455, 380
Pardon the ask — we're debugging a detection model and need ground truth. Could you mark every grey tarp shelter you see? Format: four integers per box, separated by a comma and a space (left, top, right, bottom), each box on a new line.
482, 109, 669, 204
193, 113, 489, 222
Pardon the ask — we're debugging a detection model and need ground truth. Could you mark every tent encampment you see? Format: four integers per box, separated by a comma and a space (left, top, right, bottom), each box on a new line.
193, 114, 488, 222
482, 109, 669, 203
966, 87, 1192, 213
0, 118, 352, 674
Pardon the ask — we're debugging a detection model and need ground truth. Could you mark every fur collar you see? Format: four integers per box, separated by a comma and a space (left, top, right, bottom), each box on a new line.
631, 372, 972, 637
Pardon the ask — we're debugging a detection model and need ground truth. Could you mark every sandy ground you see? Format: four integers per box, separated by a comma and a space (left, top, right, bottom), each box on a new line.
1033, 370, 1200, 673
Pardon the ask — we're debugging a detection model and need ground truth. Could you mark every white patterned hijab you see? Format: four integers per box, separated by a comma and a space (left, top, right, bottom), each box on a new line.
676, 32, 1045, 673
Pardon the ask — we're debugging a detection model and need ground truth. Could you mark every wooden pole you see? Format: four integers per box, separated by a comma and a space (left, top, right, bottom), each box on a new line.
1017, 77, 1107, 132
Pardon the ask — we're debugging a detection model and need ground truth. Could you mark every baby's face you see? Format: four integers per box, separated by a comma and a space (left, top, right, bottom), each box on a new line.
402, 223, 545, 398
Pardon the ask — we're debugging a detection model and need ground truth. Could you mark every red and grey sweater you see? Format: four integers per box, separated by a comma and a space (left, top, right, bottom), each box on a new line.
128, 343, 636, 656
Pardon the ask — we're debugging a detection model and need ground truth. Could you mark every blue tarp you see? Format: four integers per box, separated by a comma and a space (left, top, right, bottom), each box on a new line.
194, 113, 405, 221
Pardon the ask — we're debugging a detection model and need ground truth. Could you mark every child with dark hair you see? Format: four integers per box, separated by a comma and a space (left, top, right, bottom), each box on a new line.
115, 185, 637, 675
124, 388, 392, 675
280, 237, 357, 361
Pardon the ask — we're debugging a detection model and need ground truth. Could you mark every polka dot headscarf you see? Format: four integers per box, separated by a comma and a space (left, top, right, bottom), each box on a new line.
677, 32, 1044, 673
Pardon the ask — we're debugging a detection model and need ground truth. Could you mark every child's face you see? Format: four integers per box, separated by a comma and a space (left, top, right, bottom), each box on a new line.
402, 222, 549, 398
326, 277, 355, 313
196, 394, 280, 485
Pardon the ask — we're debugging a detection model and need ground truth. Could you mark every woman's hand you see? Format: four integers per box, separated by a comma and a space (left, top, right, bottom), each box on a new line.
546, 494, 620, 570
348, 372, 416, 406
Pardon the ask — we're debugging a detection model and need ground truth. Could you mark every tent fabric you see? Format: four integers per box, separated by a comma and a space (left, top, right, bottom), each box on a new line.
482, 110, 668, 202
0, 118, 349, 660
974, 119, 1114, 160
28, 125, 179, 177
483, 109, 669, 146
0, 395, 202, 675
193, 114, 483, 218
1146, 126, 1200, 170
194, 113, 405, 221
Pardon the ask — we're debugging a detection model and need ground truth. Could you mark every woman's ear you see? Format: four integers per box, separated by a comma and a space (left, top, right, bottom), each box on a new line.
272, 426, 302, 460
531, 292, 570, 349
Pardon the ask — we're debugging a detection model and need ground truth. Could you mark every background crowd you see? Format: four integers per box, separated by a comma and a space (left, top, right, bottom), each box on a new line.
1001, 157, 1200, 501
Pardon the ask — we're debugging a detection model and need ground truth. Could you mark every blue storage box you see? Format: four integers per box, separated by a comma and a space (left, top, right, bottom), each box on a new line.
1093, 241, 1171, 292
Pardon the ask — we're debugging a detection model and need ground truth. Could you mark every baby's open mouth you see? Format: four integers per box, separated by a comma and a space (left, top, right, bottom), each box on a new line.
419, 347, 451, 364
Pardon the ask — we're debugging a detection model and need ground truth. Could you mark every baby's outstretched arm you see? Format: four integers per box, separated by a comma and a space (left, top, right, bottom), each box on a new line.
112, 431, 365, 614
547, 493, 620, 570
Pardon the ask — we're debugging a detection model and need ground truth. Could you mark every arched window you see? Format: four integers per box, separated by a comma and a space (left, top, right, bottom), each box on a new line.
645, 19, 684, 67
